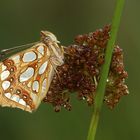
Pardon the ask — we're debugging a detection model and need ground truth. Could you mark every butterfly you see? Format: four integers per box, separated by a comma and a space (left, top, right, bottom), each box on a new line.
0, 31, 64, 112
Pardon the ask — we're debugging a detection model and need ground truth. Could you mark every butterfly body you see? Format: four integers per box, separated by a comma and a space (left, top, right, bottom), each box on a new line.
0, 31, 64, 112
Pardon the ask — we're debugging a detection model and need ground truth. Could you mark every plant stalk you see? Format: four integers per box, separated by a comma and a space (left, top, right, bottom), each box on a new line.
87, 0, 125, 140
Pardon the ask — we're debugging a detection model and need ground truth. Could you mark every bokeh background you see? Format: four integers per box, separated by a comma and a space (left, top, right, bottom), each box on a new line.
0, 0, 139, 140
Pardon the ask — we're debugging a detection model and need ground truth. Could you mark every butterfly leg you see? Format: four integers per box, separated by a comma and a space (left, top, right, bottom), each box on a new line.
49, 59, 62, 83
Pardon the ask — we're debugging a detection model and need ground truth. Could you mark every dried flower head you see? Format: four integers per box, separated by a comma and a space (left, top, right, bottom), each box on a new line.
43, 25, 129, 112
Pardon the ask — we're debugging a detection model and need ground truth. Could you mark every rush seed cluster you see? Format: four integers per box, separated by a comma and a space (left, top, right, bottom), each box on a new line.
43, 25, 129, 112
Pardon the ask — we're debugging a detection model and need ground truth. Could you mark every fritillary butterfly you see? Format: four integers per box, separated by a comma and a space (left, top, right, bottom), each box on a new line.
0, 31, 64, 112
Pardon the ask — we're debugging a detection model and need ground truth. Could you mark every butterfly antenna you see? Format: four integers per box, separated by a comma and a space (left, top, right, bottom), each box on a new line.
0, 52, 5, 60
0, 41, 39, 61
0, 41, 39, 55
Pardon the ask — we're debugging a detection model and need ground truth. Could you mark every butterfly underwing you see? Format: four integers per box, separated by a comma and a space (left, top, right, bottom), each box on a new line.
0, 31, 64, 112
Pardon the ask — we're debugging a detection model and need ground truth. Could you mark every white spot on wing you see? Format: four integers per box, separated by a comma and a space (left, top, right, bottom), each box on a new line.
32, 81, 39, 92
37, 45, 44, 55
1, 70, 10, 81
23, 51, 37, 62
2, 81, 10, 90
30, 93, 38, 103
11, 95, 20, 102
37, 45, 45, 58
12, 55, 20, 64
27, 82, 32, 88
41, 79, 47, 98
19, 99, 26, 106
4, 93, 11, 99
38, 61, 48, 75
42, 79, 47, 92
2, 64, 7, 71
38, 53, 42, 59
26, 105, 31, 110
19, 67, 34, 82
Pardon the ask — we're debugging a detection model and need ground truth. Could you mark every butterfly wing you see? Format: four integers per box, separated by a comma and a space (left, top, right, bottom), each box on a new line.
0, 43, 55, 112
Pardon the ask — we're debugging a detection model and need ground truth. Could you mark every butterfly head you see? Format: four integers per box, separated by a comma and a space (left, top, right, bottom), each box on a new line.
41, 31, 60, 44
41, 31, 64, 66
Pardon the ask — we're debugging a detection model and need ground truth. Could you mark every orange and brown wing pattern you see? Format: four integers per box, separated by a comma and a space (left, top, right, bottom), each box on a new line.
0, 42, 55, 112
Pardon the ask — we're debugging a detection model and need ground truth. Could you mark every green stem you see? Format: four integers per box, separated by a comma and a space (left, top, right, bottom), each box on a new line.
87, 0, 125, 140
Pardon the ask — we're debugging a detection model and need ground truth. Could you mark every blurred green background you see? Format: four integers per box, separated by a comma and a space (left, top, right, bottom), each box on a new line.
0, 0, 139, 140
